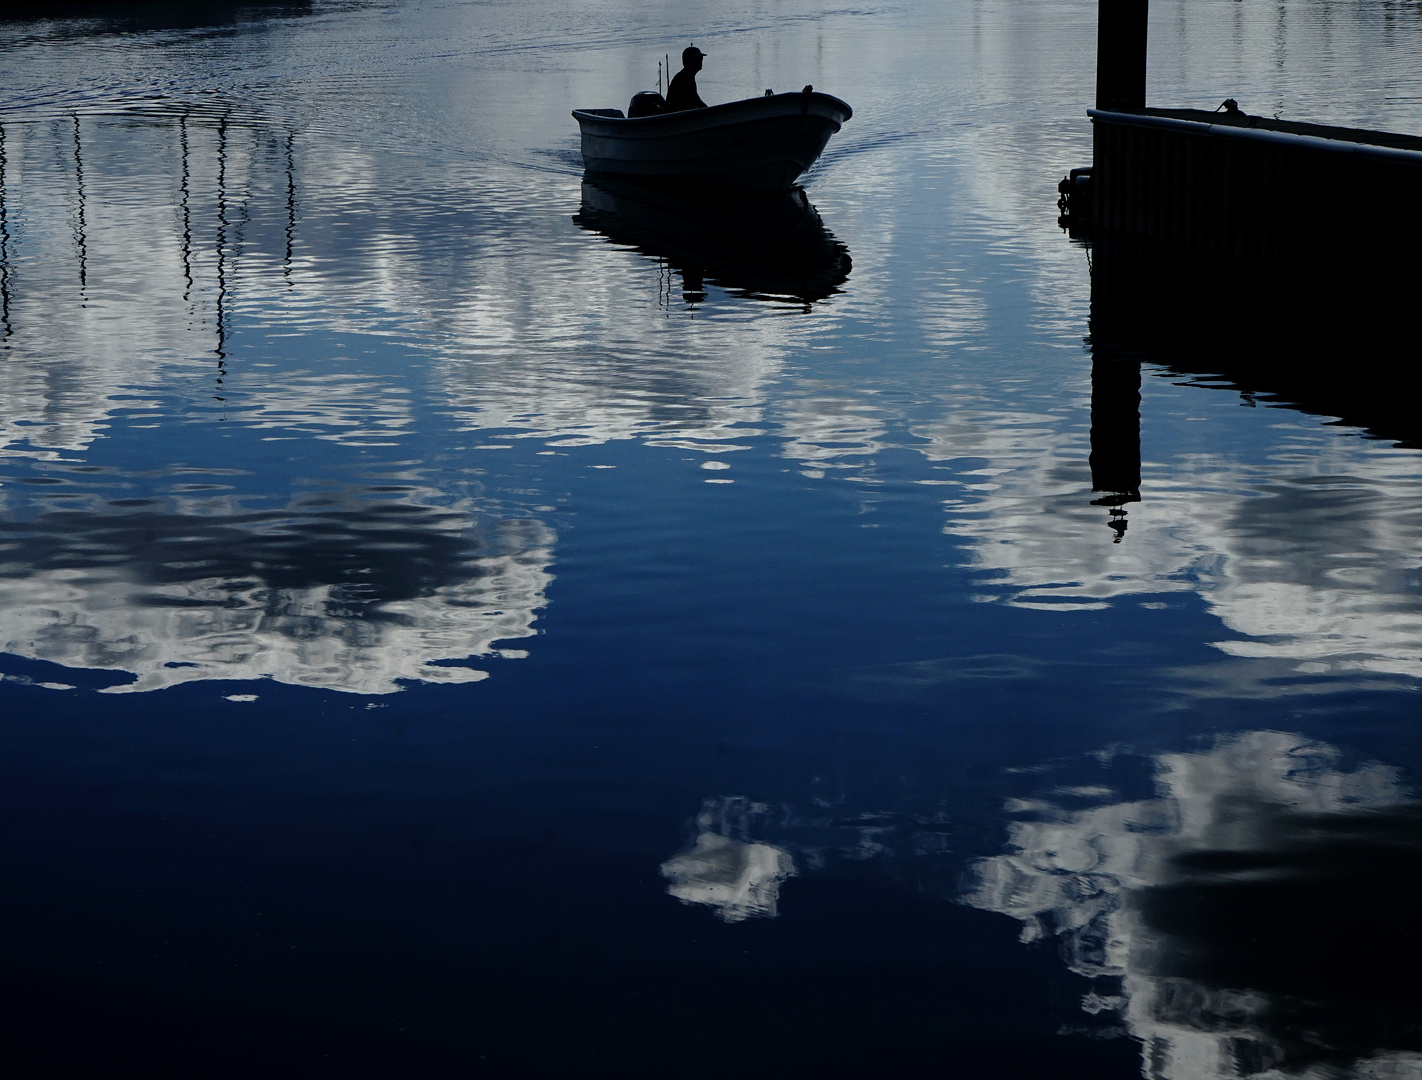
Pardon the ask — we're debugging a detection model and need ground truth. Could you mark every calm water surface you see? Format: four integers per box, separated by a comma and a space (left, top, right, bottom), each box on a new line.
3, 2, 1422, 1076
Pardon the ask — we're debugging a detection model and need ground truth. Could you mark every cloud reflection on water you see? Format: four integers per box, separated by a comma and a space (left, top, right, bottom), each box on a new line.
667, 733, 1422, 1075
0, 491, 552, 694
2, 54, 1421, 696
913, 404, 1422, 682
0, 111, 563, 694
661, 798, 797, 922
965, 731, 1422, 1079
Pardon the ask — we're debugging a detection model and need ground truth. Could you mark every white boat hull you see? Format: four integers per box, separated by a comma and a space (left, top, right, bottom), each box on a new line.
572, 92, 852, 190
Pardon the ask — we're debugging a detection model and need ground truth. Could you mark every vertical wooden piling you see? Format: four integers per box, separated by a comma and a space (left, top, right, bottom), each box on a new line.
1096, 0, 1147, 112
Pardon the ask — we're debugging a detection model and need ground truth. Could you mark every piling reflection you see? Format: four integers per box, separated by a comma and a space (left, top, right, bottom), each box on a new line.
0, 108, 296, 374
966, 732, 1422, 1079
573, 178, 851, 307
0, 124, 11, 344
1089, 352, 1141, 542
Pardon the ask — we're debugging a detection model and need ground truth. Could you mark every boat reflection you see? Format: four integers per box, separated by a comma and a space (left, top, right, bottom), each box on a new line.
573, 178, 851, 308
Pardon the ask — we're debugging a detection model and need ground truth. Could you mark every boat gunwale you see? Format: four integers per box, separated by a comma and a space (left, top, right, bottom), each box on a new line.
572, 91, 852, 134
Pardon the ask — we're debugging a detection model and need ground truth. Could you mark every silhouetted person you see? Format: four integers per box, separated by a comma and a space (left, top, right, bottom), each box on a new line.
666, 45, 707, 112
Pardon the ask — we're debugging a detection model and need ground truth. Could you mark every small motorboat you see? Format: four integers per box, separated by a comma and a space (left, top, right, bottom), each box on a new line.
572, 89, 853, 191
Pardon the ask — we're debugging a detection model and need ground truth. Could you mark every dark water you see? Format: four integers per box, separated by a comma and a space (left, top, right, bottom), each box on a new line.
3, 2, 1422, 1076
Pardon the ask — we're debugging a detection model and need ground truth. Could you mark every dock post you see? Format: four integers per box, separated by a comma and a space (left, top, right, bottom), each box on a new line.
1096, 0, 1147, 111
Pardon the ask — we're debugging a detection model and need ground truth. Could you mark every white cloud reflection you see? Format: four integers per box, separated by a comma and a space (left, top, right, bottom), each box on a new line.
903, 400, 1422, 682
3, 44, 1422, 699
661, 797, 797, 922
0, 505, 553, 695
965, 731, 1422, 1080
667, 732, 1422, 1073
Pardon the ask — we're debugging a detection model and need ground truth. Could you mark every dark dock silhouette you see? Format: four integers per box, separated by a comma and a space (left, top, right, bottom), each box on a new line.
1079, 0, 1422, 361
1081, 0, 1422, 286
1086, 99, 1422, 395
1071, 0, 1422, 540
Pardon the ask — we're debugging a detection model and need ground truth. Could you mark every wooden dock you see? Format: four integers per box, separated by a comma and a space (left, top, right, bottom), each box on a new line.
1092, 107, 1422, 265
1078, 1, 1422, 448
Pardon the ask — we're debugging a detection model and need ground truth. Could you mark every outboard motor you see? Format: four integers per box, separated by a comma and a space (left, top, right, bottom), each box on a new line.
628, 91, 667, 118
